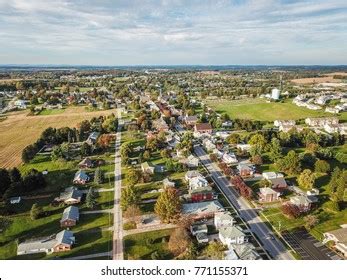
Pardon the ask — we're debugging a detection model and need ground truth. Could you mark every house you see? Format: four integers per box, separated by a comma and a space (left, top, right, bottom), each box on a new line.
214, 212, 234, 229
190, 223, 208, 236
141, 162, 155, 174
186, 154, 199, 168
258, 188, 280, 203
215, 131, 230, 139
153, 118, 169, 131
189, 185, 214, 202
17, 230, 75, 255
86, 132, 100, 145
323, 227, 347, 257
9, 196, 21, 204
289, 195, 313, 212
262, 172, 284, 180
78, 157, 94, 169
189, 176, 209, 190
185, 170, 202, 182
219, 226, 247, 247
202, 139, 216, 151
268, 176, 287, 190
14, 99, 28, 109
73, 170, 90, 185
325, 107, 340, 114
274, 120, 295, 127
279, 124, 295, 132
232, 243, 261, 260
222, 153, 238, 164
56, 187, 83, 205
185, 115, 198, 126
182, 200, 224, 220
196, 232, 209, 244
305, 117, 339, 127
236, 144, 251, 152
163, 178, 175, 188
237, 163, 254, 178
60, 206, 79, 227
194, 123, 213, 135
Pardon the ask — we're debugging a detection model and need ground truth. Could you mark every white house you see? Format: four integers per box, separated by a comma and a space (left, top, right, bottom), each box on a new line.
323, 227, 347, 257
219, 226, 247, 247
189, 176, 209, 190
222, 153, 238, 164
214, 212, 234, 229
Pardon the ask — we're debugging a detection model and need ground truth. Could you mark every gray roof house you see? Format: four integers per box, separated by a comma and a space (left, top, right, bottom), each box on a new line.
60, 206, 79, 227
17, 230, 75, 255
182, 200, 224, 219
73, 170, 90, 185
56, 187, 83, 205
86, 132, 100, 145
219, 226, 247, 247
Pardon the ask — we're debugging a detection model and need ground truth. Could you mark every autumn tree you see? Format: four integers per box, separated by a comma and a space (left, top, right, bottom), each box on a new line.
203, 241, 227, 260
298, 169, 315, 189
155, 187, 181, 223
30, 203, 43, 220
123, 205, 142, 224
121, 185, 140, 211
168, 227, 191, 256
304, 215, 319, 229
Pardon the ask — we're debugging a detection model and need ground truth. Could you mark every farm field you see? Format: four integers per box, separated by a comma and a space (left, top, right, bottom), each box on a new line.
291, 72, 347, 84
0, 106, 116, 168
206, 98, 347, 122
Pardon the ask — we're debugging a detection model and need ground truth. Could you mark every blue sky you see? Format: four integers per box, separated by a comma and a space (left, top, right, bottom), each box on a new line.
0, 0, 346, 65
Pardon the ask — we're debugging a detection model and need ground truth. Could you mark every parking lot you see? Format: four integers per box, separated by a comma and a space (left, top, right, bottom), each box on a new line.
282, 228, 342, 260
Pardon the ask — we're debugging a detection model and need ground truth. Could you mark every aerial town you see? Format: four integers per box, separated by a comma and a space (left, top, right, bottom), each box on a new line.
0, 66, 346, 260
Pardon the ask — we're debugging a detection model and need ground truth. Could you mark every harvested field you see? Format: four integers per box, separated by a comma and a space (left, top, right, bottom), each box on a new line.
0, 106, 116, 168
291, 73, 347, 84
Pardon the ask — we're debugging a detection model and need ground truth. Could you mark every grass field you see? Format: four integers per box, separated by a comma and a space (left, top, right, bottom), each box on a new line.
38, 109, 65, 115
0, 106, 116, 168
207, 98, 347, 122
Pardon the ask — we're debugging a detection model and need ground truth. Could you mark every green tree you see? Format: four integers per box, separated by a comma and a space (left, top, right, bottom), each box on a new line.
86, 187, 96, 209
51, 146, 64, 161
143, 150, 151, 161
203, 241, 227, 260
0, 168, 11, 197
30, 203, 42, 220
327, 167, 342, 194
336, 171, 347, 203
268, 138, 282, 162
276, 150, 301, 175
94, 167, 103, 184
298, 169, 315, 189
314, 160, 330, 173
81, 142, 92, 156
121, 185, 140, 211
155, 187, 181, 223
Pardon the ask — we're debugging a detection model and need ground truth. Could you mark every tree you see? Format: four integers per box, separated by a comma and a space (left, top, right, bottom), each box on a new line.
81, 142, 92, 156
298, 169, 315, 189
168, 227, 191, 256
30, 203, 42, 220
125, 169, 141, 186
304, 215, 319, 229
94, 167, 103, 184
86, 187, 96, 209
143, 150, 151, 161
281, 204, 301, 218
249, 133, 266, 148
336, 171, 347, 203
203, 241, 227, 260
314, 160, 330, 173
327, 167, 342, 194
51, 146, 64, 161
335, 152, 347, 164
251, 154, 263, 165
121, 185, 140, 211
0, 168, 11, 197
276, 150, 301, 175
123, 205, 142, 224
259, 179, 272, 188
268, 138, 282, 162
155, 187, 181, 223
9, 168, 22, 184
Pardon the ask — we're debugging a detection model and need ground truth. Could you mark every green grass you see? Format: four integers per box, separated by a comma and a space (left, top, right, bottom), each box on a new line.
38, 109, 65, 115
207, 98, 347, 122
124, 229, 174, 260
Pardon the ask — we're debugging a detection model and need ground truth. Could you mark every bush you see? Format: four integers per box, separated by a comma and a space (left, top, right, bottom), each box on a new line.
323, 201, 340, 213
145, 237, 154, 246
123, 221, 137, 230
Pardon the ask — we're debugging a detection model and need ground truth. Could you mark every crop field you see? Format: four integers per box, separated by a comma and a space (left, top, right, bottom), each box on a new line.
291, 72, 347, 84
0, 106, 116, 168
207, 98, 347, 122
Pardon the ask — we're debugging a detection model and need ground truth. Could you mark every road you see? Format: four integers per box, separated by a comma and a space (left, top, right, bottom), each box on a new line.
112, 108, 124, 260
194, 145, 294, 260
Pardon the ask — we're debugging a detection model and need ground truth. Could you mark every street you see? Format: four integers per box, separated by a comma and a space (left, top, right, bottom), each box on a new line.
112, 108, 124, 260
194, 145, 294, 260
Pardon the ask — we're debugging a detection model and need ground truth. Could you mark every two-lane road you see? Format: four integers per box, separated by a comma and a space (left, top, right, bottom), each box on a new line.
194, 145, 294, 260
112, 108, 124, 260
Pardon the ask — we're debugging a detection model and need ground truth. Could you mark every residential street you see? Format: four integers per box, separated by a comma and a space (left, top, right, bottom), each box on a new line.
194, 145, 294, 260
112, 108, 124, 260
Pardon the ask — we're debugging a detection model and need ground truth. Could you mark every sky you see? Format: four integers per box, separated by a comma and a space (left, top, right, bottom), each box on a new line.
0, 0, 346, 65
